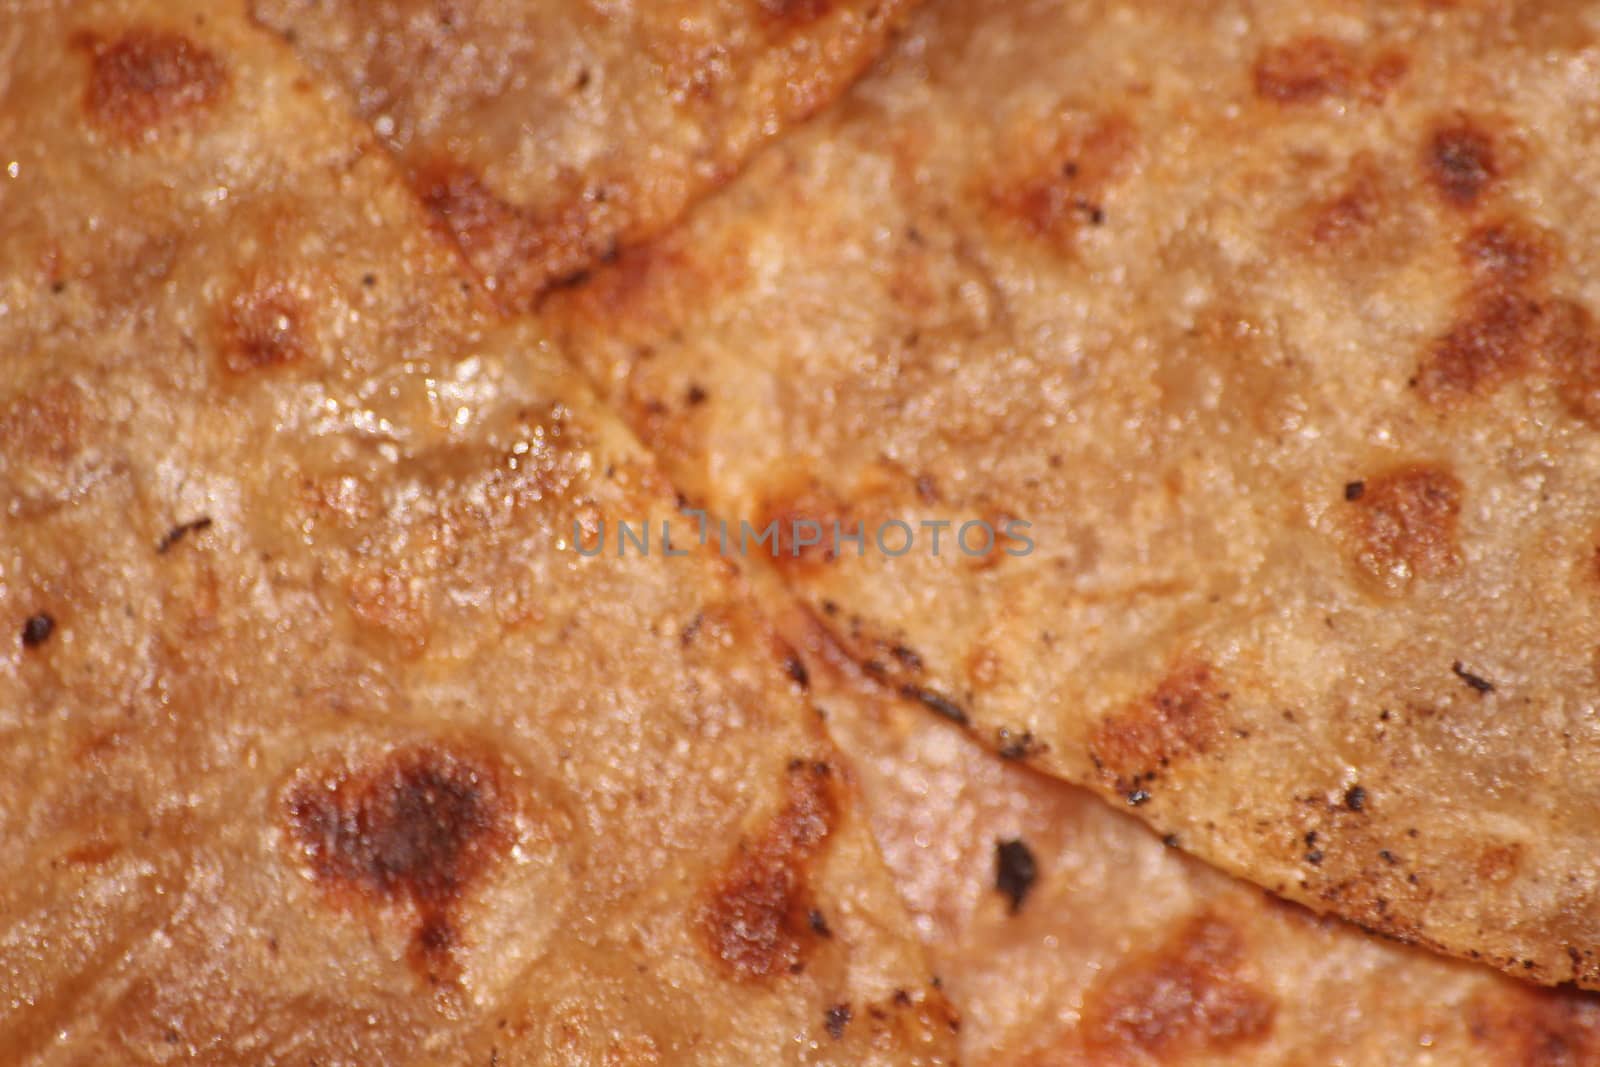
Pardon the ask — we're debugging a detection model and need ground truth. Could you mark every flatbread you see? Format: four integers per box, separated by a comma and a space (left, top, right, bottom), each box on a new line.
249, 0, 922, 307
787, 613, 1600, 1065
547, 0, 1600, 986
0, 4, 952, 1062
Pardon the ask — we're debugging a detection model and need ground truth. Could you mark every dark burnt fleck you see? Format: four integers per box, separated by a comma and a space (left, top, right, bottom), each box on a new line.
1127, 788, 1151, 806
1451, 661, 1496, 694
156, 516, 213, 554
1304, 831, 1319, 847
1163, 833, 1180, 848
1379, 849, 1398, 864
825, 1004, 852, 1040
1305, 849, 1324, 866
807, 908, 832, 938
900, 684, 969, 726
995, 838, 1038, 915
997, 727, 1043, 761
685, 383, 708, 406
1345, 785, 1367, 811
784, 656, 809, 690
361, 273, 377, 287
21, 612, 55, 648
544, 268, 592, 292
889, 643, 924, 671
1344, 480, 1365, 501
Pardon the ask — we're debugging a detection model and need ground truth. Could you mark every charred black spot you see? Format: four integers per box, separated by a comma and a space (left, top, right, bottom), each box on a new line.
685, 383, 708, 406
1344, 480, 1365, 501
1344, 785, 1368, 812
21, 612, 55, 648
995, 838, 1038, 914
1127, 788, 1152, 806
825, 1003, 852, 1040
287, 749, 503, 903
285, 746, 508, 977
807, 908, 832, 938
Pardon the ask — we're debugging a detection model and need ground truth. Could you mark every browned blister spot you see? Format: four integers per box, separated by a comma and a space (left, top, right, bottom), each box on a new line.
1079, 915, 1276, 1060
1308, 162, 1383, 247
1425, 119, 1498, 207
1475, 842, 1525, 885
1347, 464, 1463, 592
1253, 36, 1355, 103
1089, 663, 1227, 794
79, 28, 225, 139
0, 381, 83, 466
701, 760, 840, 979
347, 564, 432, 655
987, 112, 1136, 248
755, 483, 856, 573
412, 161, 606, 306
1468, 984, 1600, 1065
285, 745, 510, 980
1460, 219, 1553, 289
1418, 290, 1544, 401
1366, 50, 1410, 101
1543, 298, 1600, 426
220, 277, 312, 374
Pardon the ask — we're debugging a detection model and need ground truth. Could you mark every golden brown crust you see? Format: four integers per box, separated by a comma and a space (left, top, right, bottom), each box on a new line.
0, 3, 950, 1062
547, 0, 1600, 988
249, 0, 924, 306
781, 607, 1600, 1066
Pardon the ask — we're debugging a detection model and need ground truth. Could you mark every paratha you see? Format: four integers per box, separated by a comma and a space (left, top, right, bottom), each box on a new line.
788, 611, 1600, 1065
249, 0, 923, 307
547, 0, 1600, 986
0, 3, 952, 1062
